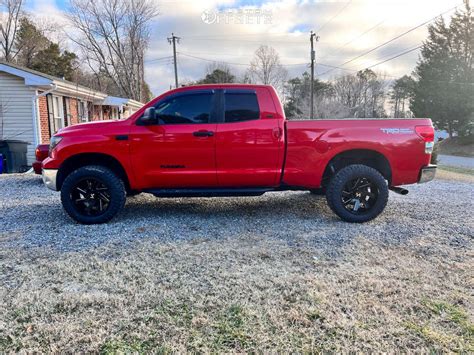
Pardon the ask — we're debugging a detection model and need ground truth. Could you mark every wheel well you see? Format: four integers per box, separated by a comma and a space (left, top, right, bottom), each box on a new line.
322, 149, 392, 186
57, 153, 131, 191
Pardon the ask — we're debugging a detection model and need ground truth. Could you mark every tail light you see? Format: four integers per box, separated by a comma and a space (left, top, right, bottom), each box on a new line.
415, 125, 435, 154
415, 125, 434, 142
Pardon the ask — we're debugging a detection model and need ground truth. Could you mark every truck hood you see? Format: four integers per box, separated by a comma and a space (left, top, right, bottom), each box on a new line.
57, 120, 122, 134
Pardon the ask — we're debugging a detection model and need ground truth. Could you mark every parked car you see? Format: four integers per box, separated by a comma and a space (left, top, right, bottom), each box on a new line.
41, 84, 436, 224
33, 144, 49, 174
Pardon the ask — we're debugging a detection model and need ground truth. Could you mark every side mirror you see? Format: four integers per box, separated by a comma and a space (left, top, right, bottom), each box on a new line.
141, 107, 157, 124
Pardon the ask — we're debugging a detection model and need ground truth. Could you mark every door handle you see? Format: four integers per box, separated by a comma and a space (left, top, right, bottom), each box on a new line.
193, 130, 214, 137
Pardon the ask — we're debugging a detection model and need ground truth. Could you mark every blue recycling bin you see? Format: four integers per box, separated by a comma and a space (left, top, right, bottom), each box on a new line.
0, 153, 3, 174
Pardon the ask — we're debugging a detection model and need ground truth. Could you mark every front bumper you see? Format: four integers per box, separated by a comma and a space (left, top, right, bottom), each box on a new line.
32, 161, 42, 175
418, 164, 437, 184
42, 169, 58, 191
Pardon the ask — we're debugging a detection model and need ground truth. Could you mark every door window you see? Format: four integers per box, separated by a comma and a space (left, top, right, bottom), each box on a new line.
78, 100, 89, 122
155, 93, 213, 124
224, 92, 260, 122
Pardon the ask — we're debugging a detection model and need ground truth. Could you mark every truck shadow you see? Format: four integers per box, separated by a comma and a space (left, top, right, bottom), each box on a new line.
0, 191, 347, 252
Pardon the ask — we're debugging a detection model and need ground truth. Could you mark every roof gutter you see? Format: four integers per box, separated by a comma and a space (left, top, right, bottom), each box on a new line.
35, 83, 57, 98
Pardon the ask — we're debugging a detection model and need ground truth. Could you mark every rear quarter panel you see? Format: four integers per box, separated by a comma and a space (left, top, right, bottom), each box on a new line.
284, 119, 432, 188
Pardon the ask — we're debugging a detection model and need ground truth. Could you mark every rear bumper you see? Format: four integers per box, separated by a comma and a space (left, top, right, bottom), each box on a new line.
42, 169, 58, 191
418, 164, 436, 184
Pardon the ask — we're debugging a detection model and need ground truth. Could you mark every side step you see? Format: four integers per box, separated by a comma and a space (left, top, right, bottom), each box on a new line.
145, 188, 274, 198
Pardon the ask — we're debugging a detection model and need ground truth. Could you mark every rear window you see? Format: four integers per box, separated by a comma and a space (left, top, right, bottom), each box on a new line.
224, 92, 260, 123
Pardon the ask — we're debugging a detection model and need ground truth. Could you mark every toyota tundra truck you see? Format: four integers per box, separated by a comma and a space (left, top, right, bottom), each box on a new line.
42, 84, 436, 224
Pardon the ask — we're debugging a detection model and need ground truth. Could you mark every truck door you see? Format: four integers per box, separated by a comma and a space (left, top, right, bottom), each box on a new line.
129, 90, 218, 188
215, 88, 284, 187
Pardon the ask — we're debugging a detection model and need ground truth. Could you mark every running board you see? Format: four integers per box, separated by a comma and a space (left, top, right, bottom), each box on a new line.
145, 188, 274, 198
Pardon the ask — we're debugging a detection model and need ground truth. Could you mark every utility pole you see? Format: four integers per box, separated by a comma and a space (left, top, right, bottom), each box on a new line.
168, 33, 180, 88
310, 31, 319, 120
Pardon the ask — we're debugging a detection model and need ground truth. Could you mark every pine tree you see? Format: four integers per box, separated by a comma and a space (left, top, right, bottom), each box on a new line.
14, 17, 50, 67
30, 43, 77, 81
411, 1, 474, 137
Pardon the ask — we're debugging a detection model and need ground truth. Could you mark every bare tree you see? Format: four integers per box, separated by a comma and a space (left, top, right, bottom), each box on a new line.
0, 0, 24, 62
248, 45, 287, 91
332, 70, 387, 118
67, 0, 158, 102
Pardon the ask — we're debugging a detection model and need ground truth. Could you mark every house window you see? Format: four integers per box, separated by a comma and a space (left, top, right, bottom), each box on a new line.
78, 100, 89, 122
64, 97, 71, 126
49, 95, 65, 133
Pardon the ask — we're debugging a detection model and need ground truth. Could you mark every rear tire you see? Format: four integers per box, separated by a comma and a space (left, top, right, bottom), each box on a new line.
61, 165, 126, 224
325, 164, 388, 223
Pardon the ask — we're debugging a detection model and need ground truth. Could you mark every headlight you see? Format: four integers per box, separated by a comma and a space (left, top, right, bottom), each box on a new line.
49, 136, 63, 155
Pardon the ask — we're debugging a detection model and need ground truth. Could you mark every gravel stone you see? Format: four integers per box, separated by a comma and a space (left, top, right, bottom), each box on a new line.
0, 173, 472, 255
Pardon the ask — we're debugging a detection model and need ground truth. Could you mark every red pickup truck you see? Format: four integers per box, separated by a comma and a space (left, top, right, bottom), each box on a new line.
42, 84, 436, 224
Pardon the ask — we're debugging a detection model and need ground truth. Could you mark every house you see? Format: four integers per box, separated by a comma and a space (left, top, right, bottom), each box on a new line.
0, 62, 144, 164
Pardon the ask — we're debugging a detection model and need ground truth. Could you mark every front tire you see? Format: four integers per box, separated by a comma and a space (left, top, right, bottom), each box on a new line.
309, 188, 326, 195
60, 165, 126, 224
326, 164, 388, 223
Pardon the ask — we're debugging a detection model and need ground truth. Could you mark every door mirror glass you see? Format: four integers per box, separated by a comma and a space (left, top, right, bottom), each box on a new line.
141, 107, 157, 124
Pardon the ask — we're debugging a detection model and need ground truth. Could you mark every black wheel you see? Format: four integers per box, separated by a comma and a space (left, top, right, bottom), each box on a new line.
326, 164, 388, 223
60, 165, 126, 224
309, 188, 326, 195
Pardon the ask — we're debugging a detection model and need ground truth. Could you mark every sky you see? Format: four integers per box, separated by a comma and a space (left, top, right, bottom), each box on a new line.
28, 0, 462, 96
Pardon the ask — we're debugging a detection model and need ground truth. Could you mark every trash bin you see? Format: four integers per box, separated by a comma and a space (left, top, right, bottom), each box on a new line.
0, 153, 3, 174
0, 140, 29, 173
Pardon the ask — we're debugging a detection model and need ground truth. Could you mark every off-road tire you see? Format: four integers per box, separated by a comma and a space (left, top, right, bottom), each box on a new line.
326, 164, 388, 223
61, 165, 126, 224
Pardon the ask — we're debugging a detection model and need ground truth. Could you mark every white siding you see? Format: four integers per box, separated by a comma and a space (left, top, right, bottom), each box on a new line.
0, 71, 36, 164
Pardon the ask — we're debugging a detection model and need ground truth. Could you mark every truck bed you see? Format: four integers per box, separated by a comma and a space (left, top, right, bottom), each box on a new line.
283, 118, 432, 188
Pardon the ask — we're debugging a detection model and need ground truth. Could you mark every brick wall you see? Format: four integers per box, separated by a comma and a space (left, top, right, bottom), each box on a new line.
70, 98, 79, 125
38, 94, 50, 144
37, 94, 111, 144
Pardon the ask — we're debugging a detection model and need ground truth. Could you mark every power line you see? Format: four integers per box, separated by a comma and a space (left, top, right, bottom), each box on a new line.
178, 52, 309, 67
365, 45, 422, 69
181, 38, 308, 44
346, 43, 422, 70
318, 18, 388, 62
184, 32, 308, 38
316, 0, 352, 33
144, 55, 174, 63
176, 49, 310, 62
318, 4, 460, 76
319, 45, 474, 86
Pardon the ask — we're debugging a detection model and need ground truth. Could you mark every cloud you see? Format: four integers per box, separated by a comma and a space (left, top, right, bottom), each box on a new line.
27, 0, 461, 96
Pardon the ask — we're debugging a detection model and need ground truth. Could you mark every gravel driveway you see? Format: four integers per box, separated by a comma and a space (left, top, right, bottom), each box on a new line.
0, 172, 472, 352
